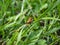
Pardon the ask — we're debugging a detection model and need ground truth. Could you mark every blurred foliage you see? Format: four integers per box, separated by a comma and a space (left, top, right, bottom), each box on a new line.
0, 0, 60, 45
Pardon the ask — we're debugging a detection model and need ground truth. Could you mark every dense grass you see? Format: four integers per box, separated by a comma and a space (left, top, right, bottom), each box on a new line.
0, 0, 60, 45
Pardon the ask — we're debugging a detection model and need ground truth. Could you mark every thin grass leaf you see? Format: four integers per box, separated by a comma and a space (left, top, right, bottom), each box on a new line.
41, 17, 60, 21
46, 26, 60, 34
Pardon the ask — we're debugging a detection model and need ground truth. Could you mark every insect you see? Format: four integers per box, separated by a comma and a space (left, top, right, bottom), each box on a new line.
26, 17, 33, 24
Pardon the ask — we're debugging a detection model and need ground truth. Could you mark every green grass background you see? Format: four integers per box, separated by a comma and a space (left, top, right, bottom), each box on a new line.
0, 0, 60, 45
